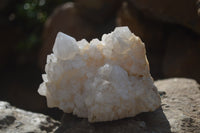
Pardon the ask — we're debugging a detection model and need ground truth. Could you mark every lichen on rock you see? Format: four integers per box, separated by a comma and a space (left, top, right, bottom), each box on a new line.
38, 26, 161, 122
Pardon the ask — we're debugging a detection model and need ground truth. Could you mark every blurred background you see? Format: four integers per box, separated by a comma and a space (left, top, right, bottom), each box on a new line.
0, 0, 200, 120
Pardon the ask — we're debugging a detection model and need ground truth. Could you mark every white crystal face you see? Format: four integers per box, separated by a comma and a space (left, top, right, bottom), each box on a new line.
38, 26, 161, 122
53, 32, 79, 60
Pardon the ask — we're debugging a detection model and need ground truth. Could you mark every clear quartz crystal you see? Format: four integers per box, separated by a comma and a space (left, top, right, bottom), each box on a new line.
53, 32, 79, 60
38, 26, 161, 122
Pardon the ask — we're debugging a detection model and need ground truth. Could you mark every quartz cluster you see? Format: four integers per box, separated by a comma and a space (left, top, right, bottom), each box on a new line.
38, 26, 161, 122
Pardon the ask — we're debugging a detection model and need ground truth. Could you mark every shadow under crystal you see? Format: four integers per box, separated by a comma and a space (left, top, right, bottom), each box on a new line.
55, 107, 171, 133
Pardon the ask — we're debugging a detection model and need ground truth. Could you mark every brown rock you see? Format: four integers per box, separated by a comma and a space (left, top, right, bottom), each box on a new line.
75, 0, 122, 23
117, 2, 165, 78
0, 101, 60, 132
128, 0, 200, 34
163, 29, 200, 82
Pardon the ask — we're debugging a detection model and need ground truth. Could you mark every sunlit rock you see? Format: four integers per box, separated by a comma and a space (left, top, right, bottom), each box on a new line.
38, 26, 161, 122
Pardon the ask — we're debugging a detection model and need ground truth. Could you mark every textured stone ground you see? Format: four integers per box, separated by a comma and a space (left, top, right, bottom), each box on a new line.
155, 78, 200, 133
0, 101, 60, 133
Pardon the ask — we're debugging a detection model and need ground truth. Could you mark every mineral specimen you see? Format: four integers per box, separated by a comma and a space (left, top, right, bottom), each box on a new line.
38, 26, 161, 122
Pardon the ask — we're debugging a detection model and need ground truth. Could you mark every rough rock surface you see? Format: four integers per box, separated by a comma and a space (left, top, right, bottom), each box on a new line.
155, 78, 200, 133
0, 101, 60, 133
55, 78, 200, 133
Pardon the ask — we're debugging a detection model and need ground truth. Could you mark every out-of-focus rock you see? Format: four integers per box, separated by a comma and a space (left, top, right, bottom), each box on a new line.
55, 78, 200, 133
0, 101, 60, 132
39, 2, 115, 70
155, 78, 200, 132
163, 29, 200, 82
117, 2, 165, 78
75, 0, 122, 23
128, 0, 200, 34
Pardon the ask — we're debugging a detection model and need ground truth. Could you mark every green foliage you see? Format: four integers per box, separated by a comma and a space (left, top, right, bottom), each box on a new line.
12, 0, 72, 52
